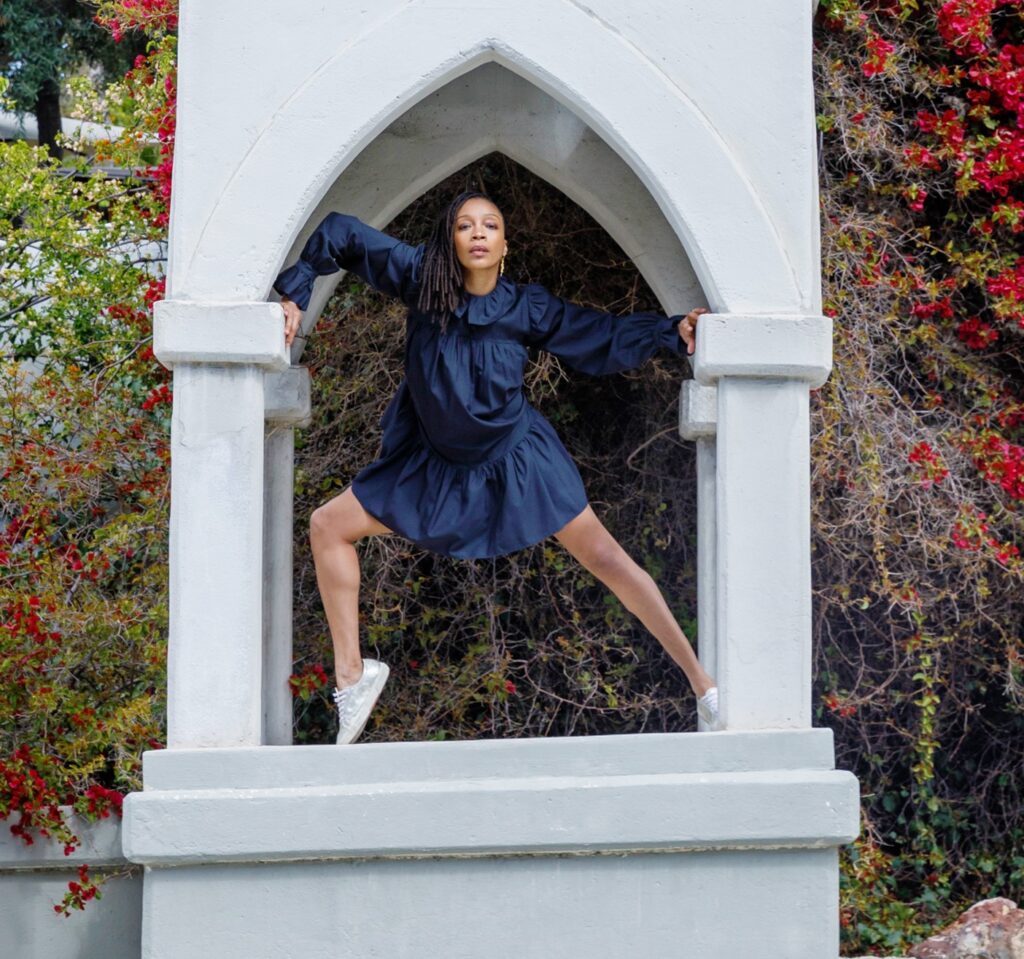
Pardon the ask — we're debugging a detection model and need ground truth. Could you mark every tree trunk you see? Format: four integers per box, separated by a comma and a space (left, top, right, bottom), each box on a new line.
33, 77, 63, 161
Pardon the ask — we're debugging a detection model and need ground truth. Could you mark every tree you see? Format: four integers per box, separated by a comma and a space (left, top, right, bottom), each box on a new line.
0, 0, 145, 157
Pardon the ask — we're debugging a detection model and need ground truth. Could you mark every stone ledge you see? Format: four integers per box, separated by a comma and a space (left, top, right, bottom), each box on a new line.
691, 314, 833, 387
141, 728, 839, 790
154, 300, 289, 371
123, 766, 859, 866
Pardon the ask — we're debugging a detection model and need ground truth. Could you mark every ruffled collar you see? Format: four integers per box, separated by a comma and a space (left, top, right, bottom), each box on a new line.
453, 275, 517, 327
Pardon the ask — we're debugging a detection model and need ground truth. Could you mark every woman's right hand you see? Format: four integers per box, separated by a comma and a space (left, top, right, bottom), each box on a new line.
677, 307, 707, 355
282, 296, 303, 348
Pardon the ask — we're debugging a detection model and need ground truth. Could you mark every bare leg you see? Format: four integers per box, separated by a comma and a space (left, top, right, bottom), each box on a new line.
308, 485, 392, 689
553, 505, 715, 697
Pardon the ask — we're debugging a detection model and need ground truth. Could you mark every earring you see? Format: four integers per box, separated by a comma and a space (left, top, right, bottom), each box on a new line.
500, 252, 506, 275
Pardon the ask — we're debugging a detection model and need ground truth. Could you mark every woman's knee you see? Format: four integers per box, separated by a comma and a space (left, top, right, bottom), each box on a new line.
579, 536, 631, 581
310, 487, 387, 547
310, 505, 346, 552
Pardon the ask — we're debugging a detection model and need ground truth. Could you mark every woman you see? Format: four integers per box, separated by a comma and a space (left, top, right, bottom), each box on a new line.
274, 190, 718, 744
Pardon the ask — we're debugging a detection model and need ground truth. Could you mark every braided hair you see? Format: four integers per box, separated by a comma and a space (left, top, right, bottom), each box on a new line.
417, 190, 499, 330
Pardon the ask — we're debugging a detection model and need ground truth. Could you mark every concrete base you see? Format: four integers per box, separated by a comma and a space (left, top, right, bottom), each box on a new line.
142, 849, 838, 958
125, 730, 858, 958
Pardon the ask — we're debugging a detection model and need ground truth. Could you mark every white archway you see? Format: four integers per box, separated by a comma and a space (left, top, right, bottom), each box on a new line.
169, 0, 802, 313
140, 4, 853, 956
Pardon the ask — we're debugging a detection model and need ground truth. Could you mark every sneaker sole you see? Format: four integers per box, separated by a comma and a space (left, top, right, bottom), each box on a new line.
336, 663, 390, 746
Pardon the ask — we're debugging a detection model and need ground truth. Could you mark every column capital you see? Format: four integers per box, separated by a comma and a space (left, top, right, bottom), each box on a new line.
265, 366, 312, 427
154, 300, 289, 371
691, 314, 832, 387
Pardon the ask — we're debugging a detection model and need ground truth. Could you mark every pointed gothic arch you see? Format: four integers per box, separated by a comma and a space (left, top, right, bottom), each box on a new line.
169, 1, 802, 313
281, 62, 706, 356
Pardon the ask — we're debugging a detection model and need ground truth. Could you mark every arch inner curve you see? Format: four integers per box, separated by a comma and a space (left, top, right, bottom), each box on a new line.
284, 62, 706, 361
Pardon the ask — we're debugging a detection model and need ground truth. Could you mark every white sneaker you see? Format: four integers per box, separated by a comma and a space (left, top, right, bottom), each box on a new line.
696, 686, 721, 730
332, 659, 390, 745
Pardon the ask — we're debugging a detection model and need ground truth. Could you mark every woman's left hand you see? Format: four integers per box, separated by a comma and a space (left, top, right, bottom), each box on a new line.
678, 307, 708, 355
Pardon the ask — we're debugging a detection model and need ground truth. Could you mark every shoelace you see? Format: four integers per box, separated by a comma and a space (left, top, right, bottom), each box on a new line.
332, 685, 354, 720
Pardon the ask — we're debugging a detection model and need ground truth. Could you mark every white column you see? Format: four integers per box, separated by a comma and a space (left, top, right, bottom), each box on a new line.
679, 380, 718, 731
154, 301, 289, 748
262, 367, 312, 746
691, 314, 833, 730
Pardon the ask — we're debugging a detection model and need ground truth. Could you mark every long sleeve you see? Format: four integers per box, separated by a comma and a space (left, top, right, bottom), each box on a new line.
272, 212, 424, 311
524, 284, 687, 376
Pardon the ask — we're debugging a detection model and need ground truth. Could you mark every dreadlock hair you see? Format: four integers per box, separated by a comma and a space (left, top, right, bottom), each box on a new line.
417, 190, 499, 331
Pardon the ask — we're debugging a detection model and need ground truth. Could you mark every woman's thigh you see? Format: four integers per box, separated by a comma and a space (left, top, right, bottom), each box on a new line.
311, 485, 393, 543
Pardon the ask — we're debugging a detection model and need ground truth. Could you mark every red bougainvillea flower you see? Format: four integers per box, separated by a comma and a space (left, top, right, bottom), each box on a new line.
968, 43, 1024, 127
911, 297, 955, 321
936, 0, 996, 58
956, 316, 999, 348
908, 441, 950, 487
287, 664, 329, 699
863, 32, 896, 76
904, 184, 928, 211
972, 434, 1024, 499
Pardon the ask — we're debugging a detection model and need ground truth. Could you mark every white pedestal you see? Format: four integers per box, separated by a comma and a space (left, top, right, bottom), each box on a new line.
124, 731, 858, 959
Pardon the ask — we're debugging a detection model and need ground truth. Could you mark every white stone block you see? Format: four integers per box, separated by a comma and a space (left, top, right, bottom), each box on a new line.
692, 314, 833, 386
679, 379, 718, 439
716, 378, 813, 728
124, 731, 858, 866
141, 727, 841, 790
154, 300, 289, 370
695, 435, 718, 729
0, 811, 141, 959
264, 366, 311, 426
262, 425, 297, 746
122, 733, 858, 958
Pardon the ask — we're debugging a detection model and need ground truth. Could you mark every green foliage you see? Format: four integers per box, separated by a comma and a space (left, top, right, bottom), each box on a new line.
0, 0, 175, 913
0, 143, 154, 363
813, 0, 1024, 952
0, 140, 170, 910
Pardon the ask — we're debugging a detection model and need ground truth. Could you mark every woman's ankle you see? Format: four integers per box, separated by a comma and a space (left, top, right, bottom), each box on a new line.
335, 659, 364, 688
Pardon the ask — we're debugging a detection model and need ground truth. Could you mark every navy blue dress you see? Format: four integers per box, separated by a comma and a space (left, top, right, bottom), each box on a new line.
274, 213, 688, 559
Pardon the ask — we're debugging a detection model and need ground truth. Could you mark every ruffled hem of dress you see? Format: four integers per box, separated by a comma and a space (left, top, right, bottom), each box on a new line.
351, 409, 589, 560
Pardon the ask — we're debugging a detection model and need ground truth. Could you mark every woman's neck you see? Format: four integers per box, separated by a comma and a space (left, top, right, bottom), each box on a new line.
462, 266, 500, 297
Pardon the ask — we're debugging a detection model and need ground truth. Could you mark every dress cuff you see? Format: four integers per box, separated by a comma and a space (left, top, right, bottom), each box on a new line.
272, 260, 318, 311
659, 314, 687, 355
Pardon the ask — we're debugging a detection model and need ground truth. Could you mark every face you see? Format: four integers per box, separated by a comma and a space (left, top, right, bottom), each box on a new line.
452, 197, 507, 275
